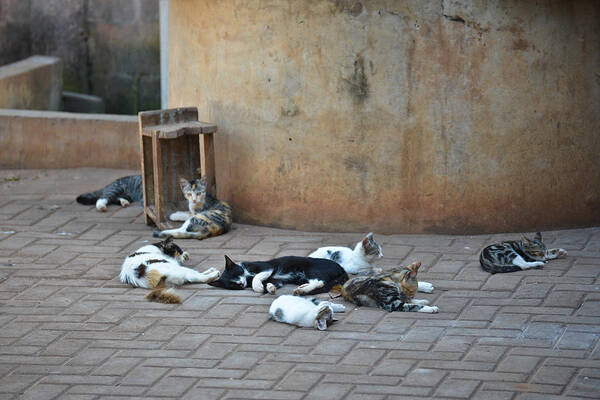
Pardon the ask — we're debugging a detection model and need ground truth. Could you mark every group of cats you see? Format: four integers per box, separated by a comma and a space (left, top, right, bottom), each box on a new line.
77, 175, 568, 330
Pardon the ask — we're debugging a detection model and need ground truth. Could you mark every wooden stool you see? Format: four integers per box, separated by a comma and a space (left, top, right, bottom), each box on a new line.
138, 107, 217, 230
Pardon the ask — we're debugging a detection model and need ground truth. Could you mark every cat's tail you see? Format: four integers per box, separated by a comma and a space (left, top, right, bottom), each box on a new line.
146, 287, 181, 304
122, 266, 183, 304
152, 228, 211, 240
76, 189, 102, 205
145, 274, 182, 304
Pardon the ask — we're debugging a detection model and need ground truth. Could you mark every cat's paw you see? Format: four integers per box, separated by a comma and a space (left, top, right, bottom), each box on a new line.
329, 303, 346, 313
293, 284, 308, 296
169, 211, 190, 222
419, 305, 438, 313
418, 281, 434, 293
557, 248, 568, 258
202, 268, 220, 282
266, 283, 277, 295
152, 230, 163, 238
372, 266, 384, 274
178, 252, 190, 263
411, 299, 429, 305
95, 198, 108, 212
118, 198, 130, 207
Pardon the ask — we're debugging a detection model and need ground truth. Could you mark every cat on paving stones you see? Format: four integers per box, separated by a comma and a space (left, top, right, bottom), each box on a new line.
120, 236, 220, 304
479, 232, 567, 274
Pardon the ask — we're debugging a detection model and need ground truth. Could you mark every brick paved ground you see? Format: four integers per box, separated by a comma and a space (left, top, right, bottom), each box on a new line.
0, 168, 599, 400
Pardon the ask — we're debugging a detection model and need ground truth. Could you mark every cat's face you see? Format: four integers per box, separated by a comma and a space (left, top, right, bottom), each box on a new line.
361, 232, 383, 260
207, 256, 248, 290
521, 232, 547, 259
314, 303, 335, 331
153, 236, 188, 262
387, 261, 420, 298
179, 177, 206, 208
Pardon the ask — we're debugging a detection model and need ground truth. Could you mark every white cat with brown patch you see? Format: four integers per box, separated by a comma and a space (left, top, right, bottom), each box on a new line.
120, 237, 220, 303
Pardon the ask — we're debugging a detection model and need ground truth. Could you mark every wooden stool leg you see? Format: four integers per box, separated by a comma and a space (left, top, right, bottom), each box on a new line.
201, 133, 216, 196
152, 133, 165, 223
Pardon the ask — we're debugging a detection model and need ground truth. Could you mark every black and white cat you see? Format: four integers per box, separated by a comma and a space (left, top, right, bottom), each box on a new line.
76, 175, 142, 212
269, 295, 346, 330
208, 255, 349, 295
309, 232, 383, 275
310, 233, 435, 294
120, 236, 220, 303
480, 232, 567, 273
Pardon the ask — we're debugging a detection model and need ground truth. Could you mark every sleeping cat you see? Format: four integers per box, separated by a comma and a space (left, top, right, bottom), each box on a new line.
310, 233, 435, 294
208, 255, 349, 295
269, 295, 346, 330
479, 232, 567, 274
336, 261, 438, 313
76, 175, 142, 212
309, 232, 383, 275
153, 177, 232, 240
120, 236, 220, 303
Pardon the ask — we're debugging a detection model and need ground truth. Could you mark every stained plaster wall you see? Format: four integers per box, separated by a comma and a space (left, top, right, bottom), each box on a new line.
168, 0, 600, 234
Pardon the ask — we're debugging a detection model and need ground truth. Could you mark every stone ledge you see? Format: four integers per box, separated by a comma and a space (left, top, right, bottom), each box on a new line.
0, 109, 138, 169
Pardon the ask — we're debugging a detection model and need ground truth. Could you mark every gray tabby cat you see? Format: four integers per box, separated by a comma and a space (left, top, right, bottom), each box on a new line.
153, 177, 232, 240
76, 175, 142, 211
479, 232, 567, 273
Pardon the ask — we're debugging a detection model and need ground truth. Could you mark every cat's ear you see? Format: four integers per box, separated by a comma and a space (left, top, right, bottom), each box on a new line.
315, 318, 328, 331
407, 261, 421, 272
224, 255, 237, 270
534, 232, 542, 241
178, 178, 189, 191
164, 235, 173, 245
361, 234, 372, 248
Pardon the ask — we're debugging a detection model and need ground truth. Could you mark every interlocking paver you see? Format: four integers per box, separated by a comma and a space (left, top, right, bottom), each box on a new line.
0, 169, 599, 399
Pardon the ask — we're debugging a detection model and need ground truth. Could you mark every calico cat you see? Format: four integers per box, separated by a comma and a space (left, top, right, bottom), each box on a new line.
120, 236, 220, 303
208, 255, 349, 295
479, 232, 567, 274
153, 177, 232, 240
310, 233, 435, 294
309, 232, 383, 275
269, 295, 346, 330
76, 175, 142, 212
336, 261, 438, 313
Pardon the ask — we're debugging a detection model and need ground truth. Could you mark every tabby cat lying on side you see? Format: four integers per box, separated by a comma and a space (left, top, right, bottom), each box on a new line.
269, 295, 346, 330
336, 261, 438, 313
120, 236, 220, 303
153, 177, 232, 240
479, 232, 567, 274
76, 175, 142, 212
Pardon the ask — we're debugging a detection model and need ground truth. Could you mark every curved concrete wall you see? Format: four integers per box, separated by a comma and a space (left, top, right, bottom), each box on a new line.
168, 0, 600, 234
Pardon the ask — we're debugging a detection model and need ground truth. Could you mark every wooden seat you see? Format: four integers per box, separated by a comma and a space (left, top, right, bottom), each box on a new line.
138, 107, 217, 230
